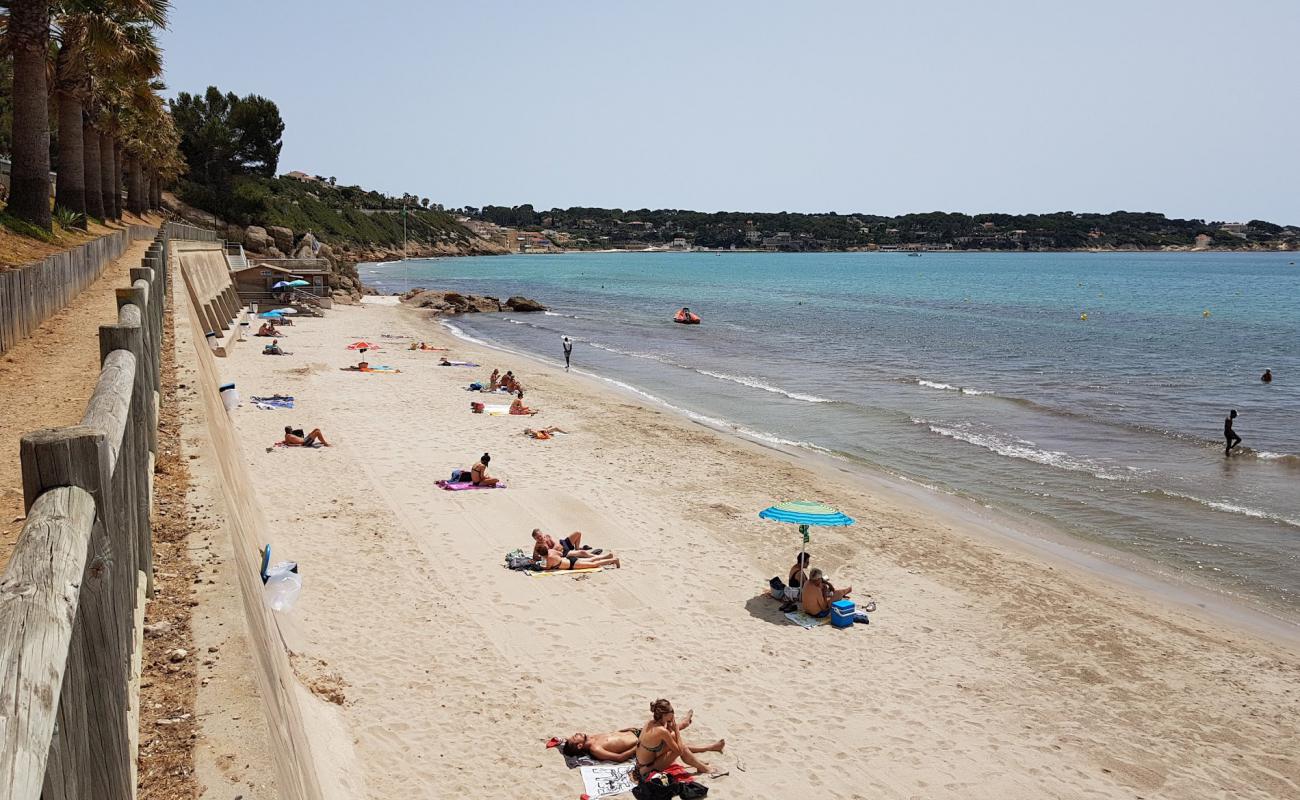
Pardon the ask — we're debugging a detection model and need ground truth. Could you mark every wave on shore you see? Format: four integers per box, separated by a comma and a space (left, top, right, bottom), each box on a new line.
914, 417, 1129, 481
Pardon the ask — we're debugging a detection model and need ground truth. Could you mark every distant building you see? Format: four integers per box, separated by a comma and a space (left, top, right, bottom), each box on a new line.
283, 171, 323, 184
670, 237, 690, 250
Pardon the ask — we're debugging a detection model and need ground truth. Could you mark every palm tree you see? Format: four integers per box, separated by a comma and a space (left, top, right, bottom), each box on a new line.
4, 0, 54, 230
90, 12, 164, 220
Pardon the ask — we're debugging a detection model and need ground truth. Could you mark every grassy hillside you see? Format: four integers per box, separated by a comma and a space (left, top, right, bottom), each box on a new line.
177, 174, 475, 248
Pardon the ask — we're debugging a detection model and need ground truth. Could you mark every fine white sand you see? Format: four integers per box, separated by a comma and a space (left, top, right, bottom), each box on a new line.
214, 300, 1300, 799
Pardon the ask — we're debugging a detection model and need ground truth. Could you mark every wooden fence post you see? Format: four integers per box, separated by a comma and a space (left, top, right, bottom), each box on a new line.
99, 316, 153, 596
0, 487, 96, 800
18, 430, 133, 800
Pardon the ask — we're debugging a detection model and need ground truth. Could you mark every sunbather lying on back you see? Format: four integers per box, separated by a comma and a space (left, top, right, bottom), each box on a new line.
524, 426, 567, 439
283, 426, 331, 447
561, 709, 723, 762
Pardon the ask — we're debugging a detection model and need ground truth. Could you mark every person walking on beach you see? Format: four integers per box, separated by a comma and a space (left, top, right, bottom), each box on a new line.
1224, 410, 1242, 456
562, 336, 573, 371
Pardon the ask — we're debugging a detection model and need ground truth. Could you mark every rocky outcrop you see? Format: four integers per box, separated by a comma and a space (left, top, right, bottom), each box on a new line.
267, 225, 294, 253
244, 226, 272, 252
400, 288, 504, 314
505, 295, 547, 312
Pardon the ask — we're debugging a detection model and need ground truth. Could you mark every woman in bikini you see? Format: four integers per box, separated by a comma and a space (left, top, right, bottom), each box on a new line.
542, 548, 620, 570
524, 426, 567, 439
561, 709, 723, 762
470, 453, 499, 487
634, 699, 713, 779
510, 390, 537, 415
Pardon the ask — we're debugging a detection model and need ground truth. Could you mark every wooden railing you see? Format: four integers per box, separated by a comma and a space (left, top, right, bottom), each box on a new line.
0, 222, 212, 800
0, 224, 156, 356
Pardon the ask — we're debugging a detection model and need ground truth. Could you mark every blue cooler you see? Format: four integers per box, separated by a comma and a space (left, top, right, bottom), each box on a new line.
831, 599, 856, 628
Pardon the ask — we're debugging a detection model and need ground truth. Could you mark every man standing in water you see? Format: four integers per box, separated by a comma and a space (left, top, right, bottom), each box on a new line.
562, 336, 573, 371
1224, 409, 1242, 455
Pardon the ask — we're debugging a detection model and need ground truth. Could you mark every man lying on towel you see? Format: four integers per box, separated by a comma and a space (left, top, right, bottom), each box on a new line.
532, 529, 620, 570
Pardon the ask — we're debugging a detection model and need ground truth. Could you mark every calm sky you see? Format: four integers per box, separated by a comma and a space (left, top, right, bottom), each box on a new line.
159, 1, 1300, 224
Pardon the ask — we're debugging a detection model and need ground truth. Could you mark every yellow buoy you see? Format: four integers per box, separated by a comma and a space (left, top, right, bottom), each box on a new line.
1203, 309, 1211, 317
1080, 312, 1089, 321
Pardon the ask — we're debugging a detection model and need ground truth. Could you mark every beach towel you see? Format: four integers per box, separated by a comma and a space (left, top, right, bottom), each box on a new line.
340, 366, 401, 373
785, 610, 831, 629
580, 764, 635, 799
434, 480, 506, 491
527, 567, 603, 577
252, 397, 295, 410
251, 395, 294, 402
439, 361, 479, 367
483, 404, 512, 415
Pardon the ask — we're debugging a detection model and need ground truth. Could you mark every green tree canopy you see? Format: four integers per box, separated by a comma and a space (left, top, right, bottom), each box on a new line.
169, 86, 283, 186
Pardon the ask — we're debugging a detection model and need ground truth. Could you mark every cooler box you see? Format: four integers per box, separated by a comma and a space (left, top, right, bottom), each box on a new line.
830, 599, 856, 628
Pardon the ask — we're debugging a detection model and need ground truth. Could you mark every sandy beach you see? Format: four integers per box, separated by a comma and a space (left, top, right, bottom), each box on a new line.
207, 298, 1300, 800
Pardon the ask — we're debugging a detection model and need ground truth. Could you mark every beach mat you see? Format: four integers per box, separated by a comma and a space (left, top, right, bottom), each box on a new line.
527, 567, 603, 577
785, 610, 831, 629
580, 764, 635, 798
435, 480, 506, 491
440, 361, 480, 367
340, 366, 401, 373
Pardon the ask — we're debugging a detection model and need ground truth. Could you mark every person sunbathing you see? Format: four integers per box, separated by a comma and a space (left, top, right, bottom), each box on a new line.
439, 357, 452, 365
542, 548, 620, 570
501, 371, 519, 392
524, 426, 567, 439
633, 699, 713, 778
470, 453, 499, 487
488, 369, 500, 391
510, 390, 537, 415
530, 529, 596, 560
800, 567, 851, 617
283, 426, 330, 447
562, 710, 723, 763
343, 360, 371, 371
262, 340, 290, 356
256, 322, 282, 337
788, 552, 811, 591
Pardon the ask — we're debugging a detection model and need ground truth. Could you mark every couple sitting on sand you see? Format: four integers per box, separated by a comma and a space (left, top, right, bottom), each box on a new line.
256, 322, 284, 337
531, 528, 620, 570
779, 553, 871, 617
561, 700, 722, 778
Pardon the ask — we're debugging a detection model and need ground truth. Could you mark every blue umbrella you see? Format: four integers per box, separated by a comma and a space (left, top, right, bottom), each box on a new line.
759, 501, 855, 585
286, 279, 310, 287
271, 280, 293, 289
258, 311, 284, 319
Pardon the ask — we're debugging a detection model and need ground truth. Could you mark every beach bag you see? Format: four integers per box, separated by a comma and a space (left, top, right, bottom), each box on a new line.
471, 401, 485, 413
678, 783, 708, 799
632, 775, 680, 800
769, 576, 786, 599
505, 549, 538, 571
468, 382, 484, 391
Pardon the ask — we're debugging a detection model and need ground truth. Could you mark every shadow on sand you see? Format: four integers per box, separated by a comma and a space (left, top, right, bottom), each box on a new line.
743, 592, 794, 627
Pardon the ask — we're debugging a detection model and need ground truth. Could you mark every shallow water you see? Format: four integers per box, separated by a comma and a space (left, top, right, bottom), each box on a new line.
363, 251, 1300, 612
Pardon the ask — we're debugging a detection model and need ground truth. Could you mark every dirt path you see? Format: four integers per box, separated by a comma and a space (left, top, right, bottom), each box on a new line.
0, 224, 157, 566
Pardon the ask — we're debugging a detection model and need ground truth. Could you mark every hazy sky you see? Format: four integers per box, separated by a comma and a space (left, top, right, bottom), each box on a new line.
159, 1, 1300, 223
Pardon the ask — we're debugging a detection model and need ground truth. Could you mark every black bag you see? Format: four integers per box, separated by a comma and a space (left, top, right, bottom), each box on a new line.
632, 774, 680, 800
678, 782, 709, 799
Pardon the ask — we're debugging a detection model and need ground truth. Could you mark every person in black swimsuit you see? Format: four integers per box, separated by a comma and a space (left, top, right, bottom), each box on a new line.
1224, 409, 1242, 455
1261, 369, 1272, 383
562, 336, 573, 371
633, 700, 714, 779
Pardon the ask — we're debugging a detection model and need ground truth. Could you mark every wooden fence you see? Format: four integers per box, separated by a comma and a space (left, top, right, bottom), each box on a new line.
0, 222, 214, 800
0, 224, 155, 357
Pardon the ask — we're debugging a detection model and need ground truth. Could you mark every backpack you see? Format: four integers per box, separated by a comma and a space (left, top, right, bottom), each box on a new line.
505, 549, 538, 571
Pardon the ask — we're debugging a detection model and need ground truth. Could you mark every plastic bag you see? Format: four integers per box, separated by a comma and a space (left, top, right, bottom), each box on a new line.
263, 561, 302, 611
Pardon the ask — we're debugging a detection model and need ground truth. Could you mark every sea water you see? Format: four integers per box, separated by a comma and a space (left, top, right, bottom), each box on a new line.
363, 252, 1300, 615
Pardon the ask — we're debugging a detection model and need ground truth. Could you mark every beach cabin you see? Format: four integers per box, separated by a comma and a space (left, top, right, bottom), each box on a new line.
231, 261, 333, 305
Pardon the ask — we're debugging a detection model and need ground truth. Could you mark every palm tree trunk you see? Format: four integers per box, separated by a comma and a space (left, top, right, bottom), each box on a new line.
125, 155, 143, 215
83, 121, 105, 219
53, 43, 87, 226
99, 129, 116, 220
112, 138, 124, 220
7, 0, 54, 230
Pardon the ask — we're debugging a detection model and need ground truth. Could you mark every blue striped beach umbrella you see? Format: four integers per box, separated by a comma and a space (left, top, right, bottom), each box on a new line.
759, 501, 854, 576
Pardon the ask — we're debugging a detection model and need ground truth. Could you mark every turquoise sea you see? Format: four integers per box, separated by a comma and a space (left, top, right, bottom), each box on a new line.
362, 251, 1300, 615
